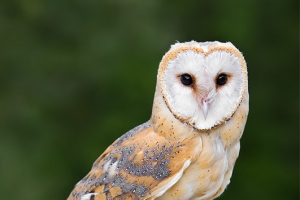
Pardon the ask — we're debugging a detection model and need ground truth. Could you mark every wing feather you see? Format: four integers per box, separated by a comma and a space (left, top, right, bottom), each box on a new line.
68, 121, 201, 200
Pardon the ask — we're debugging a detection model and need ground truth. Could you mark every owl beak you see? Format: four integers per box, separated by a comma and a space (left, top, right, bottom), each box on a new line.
201, 99, 209, 120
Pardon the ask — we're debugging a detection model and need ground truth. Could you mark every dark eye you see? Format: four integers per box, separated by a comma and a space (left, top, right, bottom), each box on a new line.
216, 73, 228, 86
180, 73, 193, 86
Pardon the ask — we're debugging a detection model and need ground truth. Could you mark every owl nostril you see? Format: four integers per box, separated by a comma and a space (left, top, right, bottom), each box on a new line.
201, 98, 210, 119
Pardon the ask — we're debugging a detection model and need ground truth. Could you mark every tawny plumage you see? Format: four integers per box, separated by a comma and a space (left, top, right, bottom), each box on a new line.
68, 41, 249, 200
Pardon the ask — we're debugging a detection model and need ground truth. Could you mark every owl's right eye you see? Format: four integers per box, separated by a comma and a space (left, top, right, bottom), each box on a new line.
180, 74, 193, 86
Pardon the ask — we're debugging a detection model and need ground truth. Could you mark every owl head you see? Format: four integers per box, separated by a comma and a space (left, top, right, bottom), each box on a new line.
157, 41, 248, 130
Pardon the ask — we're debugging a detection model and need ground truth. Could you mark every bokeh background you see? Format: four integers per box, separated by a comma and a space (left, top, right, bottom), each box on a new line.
0, 0, 298, 199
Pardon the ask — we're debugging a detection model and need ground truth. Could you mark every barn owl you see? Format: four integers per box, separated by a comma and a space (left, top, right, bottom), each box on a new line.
68, 41, 249, 200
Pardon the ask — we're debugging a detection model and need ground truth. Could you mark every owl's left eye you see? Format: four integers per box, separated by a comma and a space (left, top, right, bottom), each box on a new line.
216, 73, 228, 86
180, 74, 193, 86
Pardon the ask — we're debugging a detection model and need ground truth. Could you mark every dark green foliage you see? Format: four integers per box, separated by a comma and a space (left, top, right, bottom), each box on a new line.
0, 1, 298, 199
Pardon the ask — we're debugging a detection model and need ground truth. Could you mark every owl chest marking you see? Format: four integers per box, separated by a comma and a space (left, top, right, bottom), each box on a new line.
153, 99, 247, 200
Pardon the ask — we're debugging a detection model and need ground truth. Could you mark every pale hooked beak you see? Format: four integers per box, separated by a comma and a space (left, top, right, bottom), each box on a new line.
201, 98, 210, 120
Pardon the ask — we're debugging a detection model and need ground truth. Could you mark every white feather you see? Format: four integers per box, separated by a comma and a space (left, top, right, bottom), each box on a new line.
108, 161, 118, 177
81, 193, 98, 200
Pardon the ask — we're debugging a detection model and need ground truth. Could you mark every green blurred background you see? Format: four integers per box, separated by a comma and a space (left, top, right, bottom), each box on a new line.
0, 0, 298, 199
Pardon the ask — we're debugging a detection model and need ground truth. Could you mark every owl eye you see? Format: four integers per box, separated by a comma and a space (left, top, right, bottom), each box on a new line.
216, 73, 228, 86
180, 74, 193, 86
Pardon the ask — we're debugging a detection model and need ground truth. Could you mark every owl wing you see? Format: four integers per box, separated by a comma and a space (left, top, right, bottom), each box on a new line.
68, 121, 202, 200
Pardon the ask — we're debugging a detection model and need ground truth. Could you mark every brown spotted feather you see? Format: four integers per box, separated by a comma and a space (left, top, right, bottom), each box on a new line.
68, 122, 201, 200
